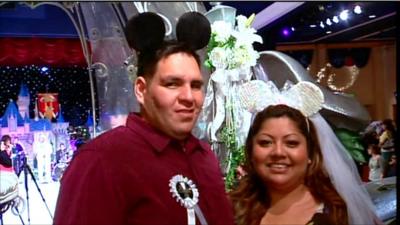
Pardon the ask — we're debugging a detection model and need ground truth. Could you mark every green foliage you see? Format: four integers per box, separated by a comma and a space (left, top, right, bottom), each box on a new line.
204, 33, 237, 70
225, 145, 245, 191
220, 126, 236, 149
220, 126, 245, 191
334, 128, 366, 163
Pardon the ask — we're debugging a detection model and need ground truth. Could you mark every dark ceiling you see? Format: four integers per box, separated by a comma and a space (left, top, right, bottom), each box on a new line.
0, 2, 398, 51
204, 2, 398, 50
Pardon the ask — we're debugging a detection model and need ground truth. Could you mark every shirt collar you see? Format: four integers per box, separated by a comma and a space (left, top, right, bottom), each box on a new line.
126, 113, 208, 153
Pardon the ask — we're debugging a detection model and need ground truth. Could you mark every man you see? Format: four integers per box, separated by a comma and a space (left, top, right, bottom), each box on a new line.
33, 133, 53, 183
55, 143, 69, 164
54, 15, 234, 225
12, 136, 25, 175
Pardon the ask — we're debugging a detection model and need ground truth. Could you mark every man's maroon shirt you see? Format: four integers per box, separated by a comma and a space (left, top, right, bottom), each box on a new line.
54, 113, 234, 225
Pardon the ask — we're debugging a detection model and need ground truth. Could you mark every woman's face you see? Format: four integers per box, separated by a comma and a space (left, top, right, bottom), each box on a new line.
251, 116, 309, 191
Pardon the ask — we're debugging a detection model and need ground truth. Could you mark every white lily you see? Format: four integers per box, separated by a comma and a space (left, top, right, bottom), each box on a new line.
232, 14, 263, 48
211, 20, 232, 43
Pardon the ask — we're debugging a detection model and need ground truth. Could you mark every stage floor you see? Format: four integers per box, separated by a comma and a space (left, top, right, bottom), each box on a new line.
1, 175, 59, 225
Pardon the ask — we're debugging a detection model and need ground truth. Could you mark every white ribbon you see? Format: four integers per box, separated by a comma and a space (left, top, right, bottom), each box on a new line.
187, 203, 195, 225
208, 69, 227, 142
199, 67, 253, 145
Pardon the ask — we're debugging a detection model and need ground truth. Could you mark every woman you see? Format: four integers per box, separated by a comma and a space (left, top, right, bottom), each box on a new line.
378, 119, 396, 165
230, 104, 380, 225
367, 144, 384, 182
0, 135, 19, 207
0, 135, 13, 172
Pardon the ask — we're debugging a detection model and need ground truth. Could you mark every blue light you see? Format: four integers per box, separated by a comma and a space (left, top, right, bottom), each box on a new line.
354, 5, 362, 14
41, 66, 49, 72
282, 28, 290, 37
332, 16, 339, 23
339, 10, 349, 21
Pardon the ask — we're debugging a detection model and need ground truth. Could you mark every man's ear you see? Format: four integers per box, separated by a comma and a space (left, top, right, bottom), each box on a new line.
134, 76, 147, 105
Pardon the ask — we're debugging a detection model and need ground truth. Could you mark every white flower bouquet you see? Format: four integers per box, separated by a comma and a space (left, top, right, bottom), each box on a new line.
205, 14, 263, 70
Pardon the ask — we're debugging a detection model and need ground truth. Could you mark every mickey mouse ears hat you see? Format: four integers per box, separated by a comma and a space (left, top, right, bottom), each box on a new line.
125, 12, 211, 53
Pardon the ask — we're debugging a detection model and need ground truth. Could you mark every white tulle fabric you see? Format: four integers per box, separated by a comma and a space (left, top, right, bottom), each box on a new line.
310, 113, 381, 225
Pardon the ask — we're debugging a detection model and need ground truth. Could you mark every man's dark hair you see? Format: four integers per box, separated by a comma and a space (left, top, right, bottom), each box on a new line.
137, 41, 200, 79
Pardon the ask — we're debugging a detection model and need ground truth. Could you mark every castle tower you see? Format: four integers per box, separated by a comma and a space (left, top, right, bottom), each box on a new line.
52, 104, 70, 149
53, 105, 69, 134
17, 83, 30, 119
1, 100, 24, 129
34, 99, 39, 121
24, 112, 30, 133
8, 114, 17, 132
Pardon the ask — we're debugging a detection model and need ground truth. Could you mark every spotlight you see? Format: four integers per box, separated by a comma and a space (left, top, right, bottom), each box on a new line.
41, 66, 49, 72
326, 18, 332, 26
326, 30, 332, 34
332, 16, 339, 23
369, 15, 376, 19
353, 5, 362, 14
319, 21, 325, 29
291, 27, 295, 31
282, 28, 290, 37
339, 10, 349, 21
309, 24, 317, 28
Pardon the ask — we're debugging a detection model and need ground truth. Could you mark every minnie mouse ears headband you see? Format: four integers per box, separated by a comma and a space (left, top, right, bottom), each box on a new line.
125, 12, 211, 53
238, 80, 324, 117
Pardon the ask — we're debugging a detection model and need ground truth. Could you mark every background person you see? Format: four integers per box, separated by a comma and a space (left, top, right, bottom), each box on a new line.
0, 135, 13, 172
386, 154, 396, 177
55, 143, 70, 164
33, 133, 53, 183
0, 135, 19, 210
378, 119, 396, 176
12, 136, 26, 175
367, 144, 384, 182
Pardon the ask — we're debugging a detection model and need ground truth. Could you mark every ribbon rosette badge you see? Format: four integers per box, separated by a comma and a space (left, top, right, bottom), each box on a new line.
169, 175, 208, 225
169, 175, 199, 208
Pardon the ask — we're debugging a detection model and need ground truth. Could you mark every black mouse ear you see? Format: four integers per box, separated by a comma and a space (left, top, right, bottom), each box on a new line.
176, 12, 211, 50
124, 12, 166, 52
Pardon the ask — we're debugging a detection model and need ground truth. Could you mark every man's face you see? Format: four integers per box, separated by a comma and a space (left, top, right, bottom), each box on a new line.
39, 135, 45, 142
135, 52, 204, 140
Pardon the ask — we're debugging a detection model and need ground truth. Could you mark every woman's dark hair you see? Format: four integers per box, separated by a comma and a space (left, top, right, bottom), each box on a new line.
382, 119, 396, 134
229, 104, 348, 225
1, 134, 11, 143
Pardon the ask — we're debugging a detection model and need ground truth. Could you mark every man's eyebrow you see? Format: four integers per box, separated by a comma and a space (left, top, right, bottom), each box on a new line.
191, 79, 204, 85
161, 76, 204, 84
